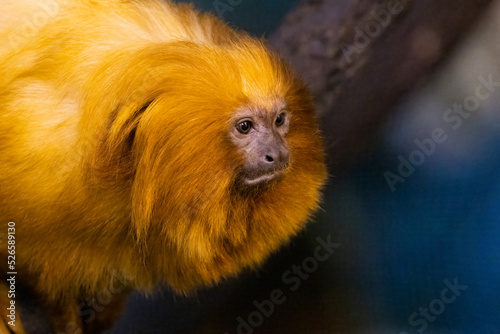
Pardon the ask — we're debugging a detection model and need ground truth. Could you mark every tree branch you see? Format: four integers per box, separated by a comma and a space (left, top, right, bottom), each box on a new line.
270, 0, 495, 173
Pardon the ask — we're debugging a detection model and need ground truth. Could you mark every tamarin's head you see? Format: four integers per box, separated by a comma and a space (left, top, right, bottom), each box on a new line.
86, 38, 327, 293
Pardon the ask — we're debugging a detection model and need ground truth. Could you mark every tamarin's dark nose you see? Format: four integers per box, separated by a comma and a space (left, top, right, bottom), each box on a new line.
262, 148, 289, 171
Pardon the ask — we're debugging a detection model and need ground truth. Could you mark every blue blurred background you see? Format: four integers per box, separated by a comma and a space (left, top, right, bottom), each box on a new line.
176, 0, 301, 36
108, 1, 500, 333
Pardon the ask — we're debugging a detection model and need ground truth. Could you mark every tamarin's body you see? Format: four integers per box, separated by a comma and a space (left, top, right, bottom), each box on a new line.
0, 0, 327, 332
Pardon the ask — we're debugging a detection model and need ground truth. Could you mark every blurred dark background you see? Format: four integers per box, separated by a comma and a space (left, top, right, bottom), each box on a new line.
107, 1, 500, 333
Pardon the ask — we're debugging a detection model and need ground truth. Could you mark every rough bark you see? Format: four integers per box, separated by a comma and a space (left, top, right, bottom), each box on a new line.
270, 0, 495, 173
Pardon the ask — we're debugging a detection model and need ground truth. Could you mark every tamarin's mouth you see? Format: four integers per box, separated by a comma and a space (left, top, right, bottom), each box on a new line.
243, 169, 285, 186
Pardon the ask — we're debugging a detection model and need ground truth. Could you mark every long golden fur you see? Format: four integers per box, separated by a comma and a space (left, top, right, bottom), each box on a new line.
0, 0, 327, 332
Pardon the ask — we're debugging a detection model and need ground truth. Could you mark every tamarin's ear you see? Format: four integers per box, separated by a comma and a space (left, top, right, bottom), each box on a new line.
109, 99, 154, 154
86, 98, 154, 186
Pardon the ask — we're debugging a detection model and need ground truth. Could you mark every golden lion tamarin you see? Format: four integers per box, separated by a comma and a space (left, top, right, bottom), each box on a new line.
0, 0, 327, 332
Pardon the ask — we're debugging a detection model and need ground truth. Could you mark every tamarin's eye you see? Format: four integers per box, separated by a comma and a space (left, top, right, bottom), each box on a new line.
237, 121, 252, 134
275, 113, 286, 126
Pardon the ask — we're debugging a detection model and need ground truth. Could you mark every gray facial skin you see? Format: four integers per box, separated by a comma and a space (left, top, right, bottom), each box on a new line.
229, 105, 290, 188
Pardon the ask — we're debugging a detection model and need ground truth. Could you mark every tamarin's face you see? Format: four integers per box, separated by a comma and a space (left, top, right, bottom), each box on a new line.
229, 100, 290, 189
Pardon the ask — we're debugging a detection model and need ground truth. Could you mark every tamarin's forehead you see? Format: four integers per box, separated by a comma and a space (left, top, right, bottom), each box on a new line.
233, 97, 286, 119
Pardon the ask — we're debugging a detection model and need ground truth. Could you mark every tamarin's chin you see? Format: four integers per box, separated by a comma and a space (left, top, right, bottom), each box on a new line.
0, 0, 327, 331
